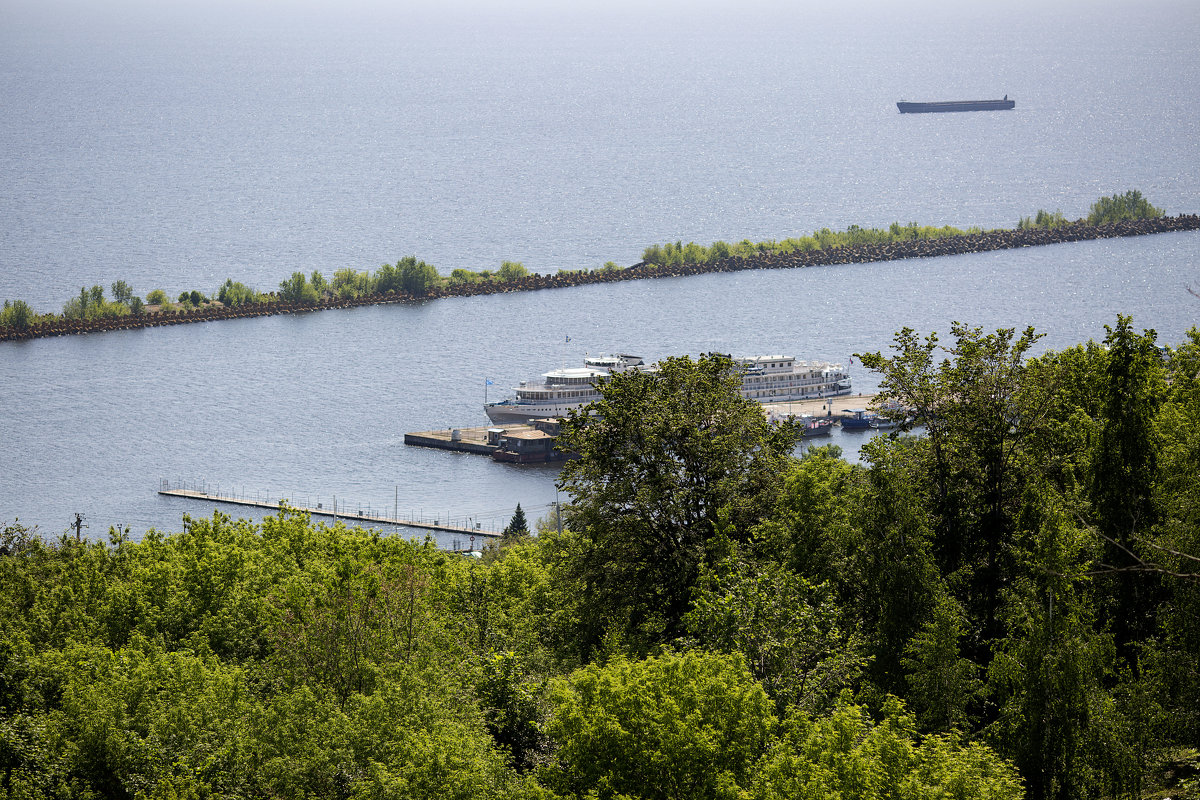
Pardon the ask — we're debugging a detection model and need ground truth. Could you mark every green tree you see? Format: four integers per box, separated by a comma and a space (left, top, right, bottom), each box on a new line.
35, 642, 253, 798
62, 284, 128, 320
1087, 189, 1164, 225
845, 436, 945, 696
397, 255, 440, 295
0, 299, 35, 330
1090, 316, 1166, 654
449, 268, 481, 285
278, 271, 318, 303
332, 267, 371, 299
752, 696, 1022, 800
685, 552, 866, 713
373, 262, 402, 293
503, 504, 531, 541
754, 446, 859, 587
1018, 209, 1068, 230
109, 280, 134, 305
543, 651, 776, 800
62, 286, 91, 319
1149, 327, 1200, 743
218, 278, 259, 307
268, 560, 438, 709
476, 650, 547, 771
498, 261, 529, 282
900, 595, 982, 732
555, 354, 797, 654
145, 289, 168, 306
310, 270, 329, 296
986, 506, 1121, 800
858, 324, 1052, 658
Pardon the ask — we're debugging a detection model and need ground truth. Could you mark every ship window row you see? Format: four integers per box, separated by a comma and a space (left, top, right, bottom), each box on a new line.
521, 390, 600, 400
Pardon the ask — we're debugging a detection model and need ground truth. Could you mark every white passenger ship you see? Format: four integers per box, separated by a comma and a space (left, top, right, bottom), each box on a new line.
483, 353, 851, 424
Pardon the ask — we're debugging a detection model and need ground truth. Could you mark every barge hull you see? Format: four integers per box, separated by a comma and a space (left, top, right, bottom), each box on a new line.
897, 99, 1015, 113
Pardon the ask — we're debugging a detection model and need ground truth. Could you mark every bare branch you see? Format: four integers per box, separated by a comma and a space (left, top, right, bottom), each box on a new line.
1141, 537, 1200, 565
1078, 525, 1200, 581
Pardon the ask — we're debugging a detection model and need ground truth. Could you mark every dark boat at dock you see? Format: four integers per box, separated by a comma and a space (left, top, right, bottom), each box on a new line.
897, 97, 1015, 113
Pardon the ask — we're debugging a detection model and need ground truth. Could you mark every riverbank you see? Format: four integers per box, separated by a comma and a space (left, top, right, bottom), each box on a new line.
3, 214, 1197, 343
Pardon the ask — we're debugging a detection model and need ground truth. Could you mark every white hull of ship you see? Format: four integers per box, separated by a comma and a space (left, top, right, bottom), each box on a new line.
485, 386, 852, 425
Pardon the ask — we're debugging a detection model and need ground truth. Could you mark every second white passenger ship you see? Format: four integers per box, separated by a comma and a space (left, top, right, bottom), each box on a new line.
483, 353, 851, 424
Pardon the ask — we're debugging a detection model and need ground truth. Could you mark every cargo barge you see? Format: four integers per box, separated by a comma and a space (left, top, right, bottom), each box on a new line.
897, 97, 1015, 113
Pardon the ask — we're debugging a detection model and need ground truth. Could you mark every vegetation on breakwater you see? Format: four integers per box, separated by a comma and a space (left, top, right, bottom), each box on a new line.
1, 191, 1193, 342
3, 319, 1200, 799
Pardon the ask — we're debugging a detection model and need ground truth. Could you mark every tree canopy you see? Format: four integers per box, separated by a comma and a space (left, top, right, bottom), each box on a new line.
4, 319, 1200, 799
555, 353, 797, 655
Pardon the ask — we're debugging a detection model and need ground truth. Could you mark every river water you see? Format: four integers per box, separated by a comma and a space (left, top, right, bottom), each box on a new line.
2, 0, 1198, 541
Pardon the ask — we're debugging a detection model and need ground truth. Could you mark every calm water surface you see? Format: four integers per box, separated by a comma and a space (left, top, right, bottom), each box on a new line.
1, 0, 1198, 539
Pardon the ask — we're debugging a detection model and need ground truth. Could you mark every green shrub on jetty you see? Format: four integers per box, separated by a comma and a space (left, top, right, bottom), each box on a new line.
497, 260, 529, 282
1087, 189, 1164, 225
0, 299, 37, 330
396, 255, 440, 296
62, 284, 135, 321
639, 221, 975, 268
217, 278, 263, 307
279, 271, 320, 303
332, 267, 373, 299
1018, 209, 1069, 230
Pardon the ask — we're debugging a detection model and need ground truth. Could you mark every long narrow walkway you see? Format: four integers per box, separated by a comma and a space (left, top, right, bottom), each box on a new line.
157, 487, 502, 537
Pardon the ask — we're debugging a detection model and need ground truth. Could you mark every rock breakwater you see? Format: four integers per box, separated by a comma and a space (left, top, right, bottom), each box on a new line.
4, 215, 1197, 342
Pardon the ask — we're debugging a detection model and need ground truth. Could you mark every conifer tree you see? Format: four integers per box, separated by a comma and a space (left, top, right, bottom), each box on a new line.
503, 503, 530, 540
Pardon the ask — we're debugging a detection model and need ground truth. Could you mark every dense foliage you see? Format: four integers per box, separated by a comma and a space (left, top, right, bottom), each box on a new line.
3, 322, 1199, 799
1017, 209, 1069, 230
1087, 190, 1165, 225
0, 300, 38, 331
59, 283, 145, 321
640, 221, 979, 268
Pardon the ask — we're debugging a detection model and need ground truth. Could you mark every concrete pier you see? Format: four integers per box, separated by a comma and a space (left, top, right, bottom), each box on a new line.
403, 395, 881, 460
762, 394, 878, 420
404, 425, 510, 455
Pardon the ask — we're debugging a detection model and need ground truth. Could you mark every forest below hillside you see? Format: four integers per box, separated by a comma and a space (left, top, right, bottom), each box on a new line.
2, 316, 1199, 800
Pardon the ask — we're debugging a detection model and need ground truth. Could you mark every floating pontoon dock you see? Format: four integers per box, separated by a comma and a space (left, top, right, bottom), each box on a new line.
157, 486, 502, 537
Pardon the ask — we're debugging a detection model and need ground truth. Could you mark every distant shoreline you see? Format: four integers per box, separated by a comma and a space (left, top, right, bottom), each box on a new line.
3, 214, 1197, 343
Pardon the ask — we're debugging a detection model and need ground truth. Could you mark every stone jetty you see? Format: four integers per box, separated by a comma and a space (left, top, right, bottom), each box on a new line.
4, 215, 1197, 342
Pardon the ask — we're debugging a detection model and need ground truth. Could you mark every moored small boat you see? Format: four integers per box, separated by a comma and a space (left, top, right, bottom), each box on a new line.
800, 416, 835, 438
840, 409, 873, 430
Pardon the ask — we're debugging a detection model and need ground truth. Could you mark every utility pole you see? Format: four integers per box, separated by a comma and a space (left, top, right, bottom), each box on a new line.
554, 486, 564, 536
72, 513, 84, 543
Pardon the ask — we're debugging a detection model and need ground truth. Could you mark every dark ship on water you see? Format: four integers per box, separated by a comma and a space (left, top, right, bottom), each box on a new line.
897, 96, 1014, 113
